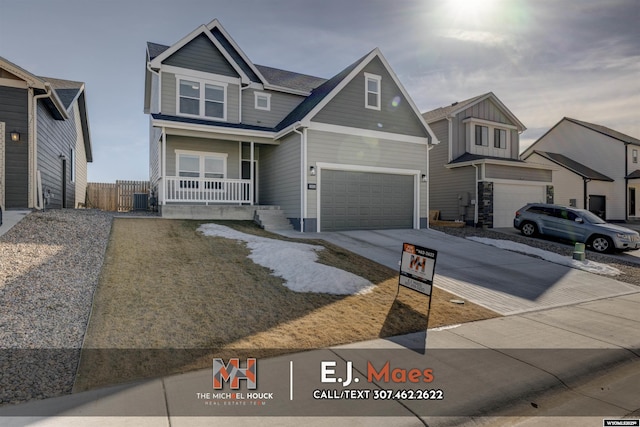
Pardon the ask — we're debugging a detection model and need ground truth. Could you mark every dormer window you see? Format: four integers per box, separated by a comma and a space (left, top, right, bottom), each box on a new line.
364, 73, 381, 110
177, 77, 226, 120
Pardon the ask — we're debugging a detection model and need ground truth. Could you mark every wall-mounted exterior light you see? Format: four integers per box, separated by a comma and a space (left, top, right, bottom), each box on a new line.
421, 174, 427, 182
10, 131, 20, 142
310, 166, 316, 176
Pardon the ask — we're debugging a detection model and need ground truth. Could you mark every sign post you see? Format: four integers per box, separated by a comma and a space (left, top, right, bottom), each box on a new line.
398, 243, 438, 347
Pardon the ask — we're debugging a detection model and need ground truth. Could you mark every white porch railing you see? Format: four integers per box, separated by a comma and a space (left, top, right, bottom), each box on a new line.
164, 177, 252, 204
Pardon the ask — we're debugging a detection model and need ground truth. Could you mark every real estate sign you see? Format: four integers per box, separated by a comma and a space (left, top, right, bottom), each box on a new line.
399, 243, 437, 296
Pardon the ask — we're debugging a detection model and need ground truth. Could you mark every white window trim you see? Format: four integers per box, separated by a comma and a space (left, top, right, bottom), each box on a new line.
254, 92, 271, 111
176, 76, 228, 121
364, 72, 381, 111
175, 150, 228, 178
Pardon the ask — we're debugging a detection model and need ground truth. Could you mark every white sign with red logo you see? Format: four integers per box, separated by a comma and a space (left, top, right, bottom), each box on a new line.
399, 243, 437, 296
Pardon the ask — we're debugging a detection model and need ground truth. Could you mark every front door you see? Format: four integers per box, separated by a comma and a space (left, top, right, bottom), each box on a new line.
589, 195, 606, 219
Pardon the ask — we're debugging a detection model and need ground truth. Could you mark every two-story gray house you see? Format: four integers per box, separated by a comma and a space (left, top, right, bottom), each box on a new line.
0, 56, 92, 212
423, 92, 553, 228
144, 19, 437, 232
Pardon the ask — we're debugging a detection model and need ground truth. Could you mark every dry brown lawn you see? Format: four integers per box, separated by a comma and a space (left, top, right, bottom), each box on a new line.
75, 218, 498, 391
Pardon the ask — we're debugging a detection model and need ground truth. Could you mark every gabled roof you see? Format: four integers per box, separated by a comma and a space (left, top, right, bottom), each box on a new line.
449, 152, 526, 165
0, 56, 92, 162
564, 117, 640, 146
422, 92, 526, 132
533, 151, 613, 181
625, 170, 640, 180
275, 48, 438, 143
254, 64, 326, 94
523, 117, 640, 157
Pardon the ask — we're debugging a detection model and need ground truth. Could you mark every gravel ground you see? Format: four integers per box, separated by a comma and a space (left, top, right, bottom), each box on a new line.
0, 209, 155, 406
431, 225, 640, 287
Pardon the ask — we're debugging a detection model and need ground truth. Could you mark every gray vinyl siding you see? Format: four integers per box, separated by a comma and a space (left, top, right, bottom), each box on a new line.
164, 34, 239, 78
160, 72, 240, 123
313, 57, 427, 138
37, 101, 77, 209
0, 86, 29, 208
485, 164, 552, 182
259, 132, 301, 219
306, 129, 428, 220
241, 89, 305, 128
165, 136, 241, 178
451, 98, 518, 160
428, 137, 476, 222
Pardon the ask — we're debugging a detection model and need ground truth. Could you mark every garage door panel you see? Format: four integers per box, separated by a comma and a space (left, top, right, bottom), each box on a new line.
321, 170, 414, 231
493, 184, 546, 228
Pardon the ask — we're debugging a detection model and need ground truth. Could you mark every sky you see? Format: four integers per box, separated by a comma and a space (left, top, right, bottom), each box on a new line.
1, 0, 638, 182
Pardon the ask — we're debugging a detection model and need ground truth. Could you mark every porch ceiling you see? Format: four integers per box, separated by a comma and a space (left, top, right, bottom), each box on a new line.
160, 127, 278, 145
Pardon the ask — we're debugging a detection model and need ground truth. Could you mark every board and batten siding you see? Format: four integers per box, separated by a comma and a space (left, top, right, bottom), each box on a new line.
305, 129, 428, 220
164, 34, 239, 78
37, 101, 77, 209
160, 72, 240, 123
313, 57, 426, 138
258, 132, 301, 220
241, 88, 304, 128
165, 136, 241, 178
452, 98, 519, 160
0, 86, 29, 208
73, 100, 88, 207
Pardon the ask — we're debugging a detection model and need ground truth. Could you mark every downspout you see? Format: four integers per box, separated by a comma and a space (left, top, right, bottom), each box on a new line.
625, 142, 629, 221
146, 62, 161, 113
239, 83, 251, 123
292, 122, 305, 232
32, 82, 53, 210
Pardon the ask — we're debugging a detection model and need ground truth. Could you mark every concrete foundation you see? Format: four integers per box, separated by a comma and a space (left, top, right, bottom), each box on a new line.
160, 204, 279, 220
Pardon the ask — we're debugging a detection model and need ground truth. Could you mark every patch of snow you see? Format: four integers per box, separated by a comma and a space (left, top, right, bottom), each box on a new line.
466, 237, 621, 276
197, 224, 374, 295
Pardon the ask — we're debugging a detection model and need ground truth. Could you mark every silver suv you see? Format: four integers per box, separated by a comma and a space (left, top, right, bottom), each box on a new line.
513, 203, 640, 253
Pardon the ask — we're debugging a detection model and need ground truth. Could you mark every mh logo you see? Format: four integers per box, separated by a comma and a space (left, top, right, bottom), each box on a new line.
213, 358, 257, 390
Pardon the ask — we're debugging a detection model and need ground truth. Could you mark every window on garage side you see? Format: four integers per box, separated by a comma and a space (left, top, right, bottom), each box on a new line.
176, 151, 227, 189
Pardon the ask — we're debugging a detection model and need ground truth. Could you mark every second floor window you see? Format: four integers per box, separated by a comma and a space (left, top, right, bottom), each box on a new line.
178, 78, 226, 120
475, 125, 488, 146
633, 149, 638, 163
494, 128, 507, 149
364, 73, 381, 110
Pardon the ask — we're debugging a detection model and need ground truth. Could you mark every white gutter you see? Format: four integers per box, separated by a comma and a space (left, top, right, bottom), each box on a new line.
146, 62, 161, 113
292, 122, 305, 232
32, 82, 52, 210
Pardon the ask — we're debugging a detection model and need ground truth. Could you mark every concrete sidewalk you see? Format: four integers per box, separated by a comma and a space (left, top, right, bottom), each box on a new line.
0, 292, 638, 426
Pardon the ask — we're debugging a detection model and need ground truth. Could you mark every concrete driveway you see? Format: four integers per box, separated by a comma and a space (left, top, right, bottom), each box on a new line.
280, 228, 639, 315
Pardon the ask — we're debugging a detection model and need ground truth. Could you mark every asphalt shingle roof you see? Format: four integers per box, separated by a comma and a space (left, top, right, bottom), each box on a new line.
422, 93, 488, 123
449, 153, 526, 165
626, 169, 640, 180
152, 114, 274, 133
38, 76, 84, 110
533, 151, 613, 181
147, 42, 170, 60
564, 117, 640, 147
255, 64, 326, 93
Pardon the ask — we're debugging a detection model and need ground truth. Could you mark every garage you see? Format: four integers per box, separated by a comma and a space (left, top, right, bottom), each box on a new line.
320, 170, 415, 231
492, 183, 546, 228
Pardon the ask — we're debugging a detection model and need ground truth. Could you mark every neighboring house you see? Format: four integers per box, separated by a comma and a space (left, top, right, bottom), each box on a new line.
144, 19, 437, 232
422, 92, 553, 228
522, 117, 640, 221
0, 56, 92, 211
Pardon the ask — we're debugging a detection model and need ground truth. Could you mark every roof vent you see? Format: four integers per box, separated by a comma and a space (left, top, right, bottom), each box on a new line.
451, 102, 458, 106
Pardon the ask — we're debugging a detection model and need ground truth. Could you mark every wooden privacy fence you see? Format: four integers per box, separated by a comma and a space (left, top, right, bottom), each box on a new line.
86, 180, 151, 212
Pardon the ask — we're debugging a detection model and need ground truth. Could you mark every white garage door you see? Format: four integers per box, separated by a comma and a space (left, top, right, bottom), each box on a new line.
493, 183, 546, 228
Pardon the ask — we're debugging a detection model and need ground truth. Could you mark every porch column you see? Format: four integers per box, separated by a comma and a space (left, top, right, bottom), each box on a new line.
162, 128, 166, 205
250, 141, 254, 206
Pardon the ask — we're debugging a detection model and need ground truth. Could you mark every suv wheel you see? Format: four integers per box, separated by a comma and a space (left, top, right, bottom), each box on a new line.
590, 235, 614, 253
520, 222, 537, 237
